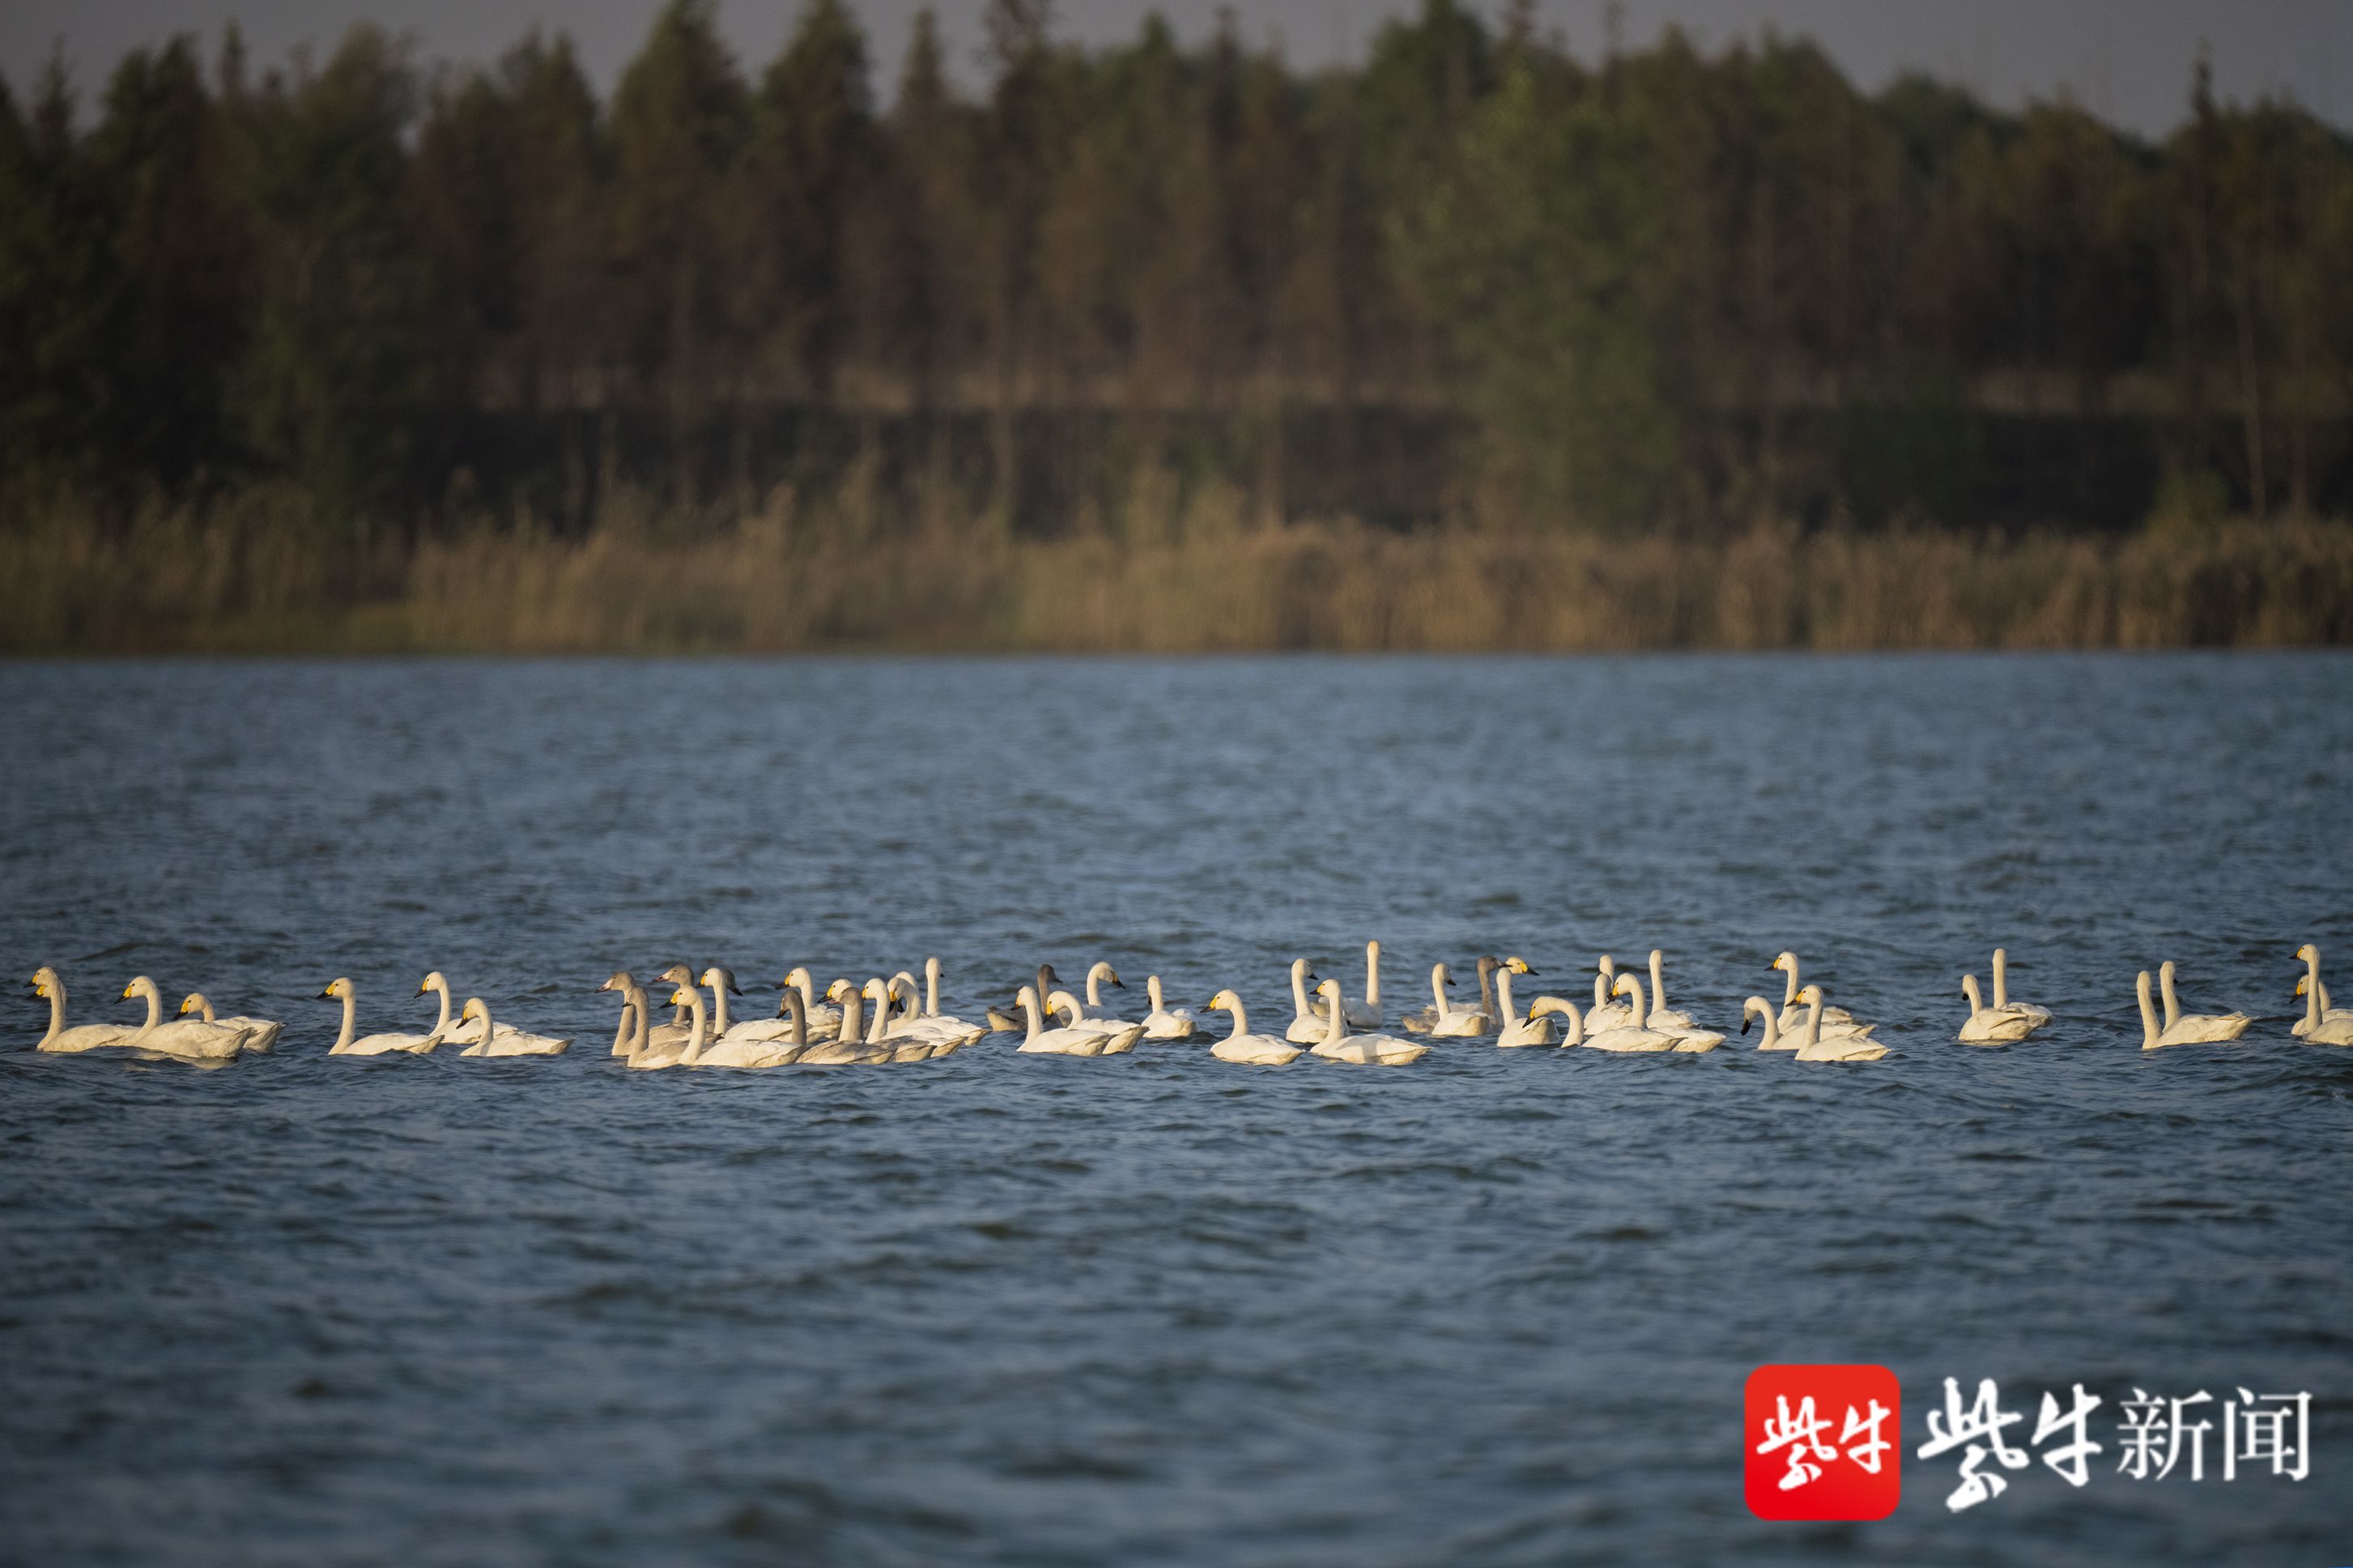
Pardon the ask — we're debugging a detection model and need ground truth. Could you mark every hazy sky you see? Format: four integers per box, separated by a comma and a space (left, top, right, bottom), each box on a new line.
6, 0, 2345, 139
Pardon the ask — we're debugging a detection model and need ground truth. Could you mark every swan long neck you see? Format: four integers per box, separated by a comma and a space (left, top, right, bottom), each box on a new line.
1619, 975, 1646, 1028
139, 984, 161, 1032
2305, 973, 2323, 1030
926, 958, 942, 1018
1799, 995, 1821, 1051
1556, 1001, 1584, 1046
2135, 973, 2159, 1047
335, 989, 357, 1052
1433, 966, 1449, 1011
682, 990, 708, 1063
1147, 975, 1164, 1012
784, 990, 806, 1047
1498, 968, 1520, 1026
429, 976, 453, 1033
1323, 988, 1347, 1046
40, 984, 63, 1048
839, 985, 865, 1045
1292, 962, 1313, 1017
1781, 959, 1800, 1009
866, 984, 889, 1045
1019, 988, 1042, 1045
1593, 971, 1609, 1009
1962, 974, 1985, 1021
1649, 951, 1667, 1018
611, 997, 636, 1055
1745, 999, 1780, 1050
1225, 998, 1249, 1039
1478, 961, 1498, 1020
2159, 964, 2181, 1030
708, 979, 730, 1035
1992, 949, 2010, 1009
1365, 941, 1381, 1007
1087, 966, 1105, 1008
794, 971, 816, 1012
622, 984, 651, 1060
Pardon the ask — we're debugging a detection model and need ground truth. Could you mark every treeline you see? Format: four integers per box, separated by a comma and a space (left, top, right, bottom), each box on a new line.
4, 0, 2353, 545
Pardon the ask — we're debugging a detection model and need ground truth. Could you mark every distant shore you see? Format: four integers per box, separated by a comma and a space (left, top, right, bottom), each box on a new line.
6, 508, 2348, 654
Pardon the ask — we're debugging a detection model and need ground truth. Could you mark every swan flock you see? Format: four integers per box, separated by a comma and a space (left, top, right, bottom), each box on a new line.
23, 943, 2342, 1067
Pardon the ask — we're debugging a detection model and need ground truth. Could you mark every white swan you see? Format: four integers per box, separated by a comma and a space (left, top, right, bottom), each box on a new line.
790, 982, 896, 1066
1011, 985, 1132, 1056
864, 977, 953, 1062
879, 970, 984, 1052
1644, 950, 1700, 1030
1141, 975, 1196, 1039
1284, 958, 1328, 1043
1578, 974, 1681, 1053
2291, 945, 2352, 1039
1772, 952, 1858, 1035
778, 965, 847, 1035
177, 992, 283, 1052
1343, 941, 1383, 1028
423, 971, 573, 1055
2137, 969, 2251, 1049
1989, 949, 2051, 1026
1203, 989, 1299, 1064
670, 983, 809, 1069
1738, 996, 1787, 1049
120, 975, 252, 1060
28, 967, 134, 1053
1493, 964, 1559, 1047
1527, 996, 1586, 1045
2151, 962, 2253, 1045
703, 966, 802, 1049
1581, 957, 1634, 1032
619, 979, 691, 1070
907, 956, 986, 1046
1404, 954, 1500, 1035
598, 971, 656, 1054
321, 977, 442, 1056
1308, 979, 1428, 1064
1789, 984, 1887, 1061
1074, 961, 1127, 1022
457, 997, 568, 1057
2295, 974, 2353, 1045
1046, 989, 1144, 1053
1958, 974, 2044, 1043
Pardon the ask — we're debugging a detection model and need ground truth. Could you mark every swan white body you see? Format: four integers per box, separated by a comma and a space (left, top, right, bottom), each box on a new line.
1578, 975, 1683, 1053
1046, 990, 1143, 1053
1789, 985, 1887, 1061
2137, 969, 2251, 1050
28, 968, 134, 1053
787, 983, 895, 1066
120, 977, 253, 1060
898, 957, 985, 1048
1772, 952, 1858, 1035
1527, 996, 1586, 1045
2155, 961, 2252, 1044
670, 984, 811, 1069
1644, 950, 1699, 1030
1309, 979, 1428, 1064
321, 978, 442, 1056
1957, 974, 2044, 1043
619, 980, 691, 1070
1989, 949, 2051, 1026
1284, 958, 1329, 1043
457, 997, 568, 1057
2295, 974, 2353, 1045
1011, 986, 1132, 1056
1141, 975, 1196, 1039
177, 993, 283, 1052
1492, 967, 1559, 1047
1342, 941, 1382, 1029
425, 971, 573, 1055
1074, 961, 1127, 1022
1204, 990, 1299, 1064
2292, 945, 2353, 1039
1581, 958, 1634, 1033
1405, 956, 1500, 1035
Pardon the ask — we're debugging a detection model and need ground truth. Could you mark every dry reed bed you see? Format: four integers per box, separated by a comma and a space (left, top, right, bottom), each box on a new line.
5, 504, 2350, 653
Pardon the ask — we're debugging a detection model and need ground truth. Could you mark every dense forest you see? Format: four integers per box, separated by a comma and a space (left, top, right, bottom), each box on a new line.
4, 0, 2352, 651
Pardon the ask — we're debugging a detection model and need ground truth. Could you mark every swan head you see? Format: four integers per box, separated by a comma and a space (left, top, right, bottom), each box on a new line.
2296, 975, 2309, 997
1088, 961, 1124, 989
782, 966, 815, 993
30, 966, 61, 998
2158, 959, 2176, 982
2296, 942, 2320, 965
1502, 955, 1537, 976
598, 971, 635, 993
1598, 955, 1617, 979
1961, 974, 1985, 1004
461, 997, 490, 1023
1433, 963, 1455, 988
1611, 975, 1636, 999
2135, 969, 2153, 998
664, 988, 689, 1009
658, 962, 694, 986
1316, 977, 1342, 1000
419, 971, 449, 996
701, 967, 740, 994
823, 978, 853, 1002
1739, 996, 1772, 1031
1206, 988, 1242, 1013
1475, 954, 1500, 976
177, 992, 209, 1018
1770, 952, 1797, 975
1796, 984, 1826, 1006
1290, 958, 1311, 981
122, 975, 159, 1004
319, 978, 354, 1001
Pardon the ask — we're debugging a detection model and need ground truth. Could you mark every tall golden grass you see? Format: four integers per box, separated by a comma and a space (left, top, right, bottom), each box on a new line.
6, 486, 2351, 653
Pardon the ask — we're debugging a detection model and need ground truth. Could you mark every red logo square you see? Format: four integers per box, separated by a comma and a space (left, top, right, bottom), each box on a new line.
1745, 1364, 1903, 1521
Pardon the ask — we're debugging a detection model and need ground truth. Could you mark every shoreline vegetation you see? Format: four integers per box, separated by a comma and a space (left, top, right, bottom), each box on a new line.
7, 494, 2348, 654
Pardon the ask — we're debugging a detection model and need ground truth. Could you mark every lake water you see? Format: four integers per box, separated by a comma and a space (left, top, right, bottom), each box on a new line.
2, 653, 2349, 1565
